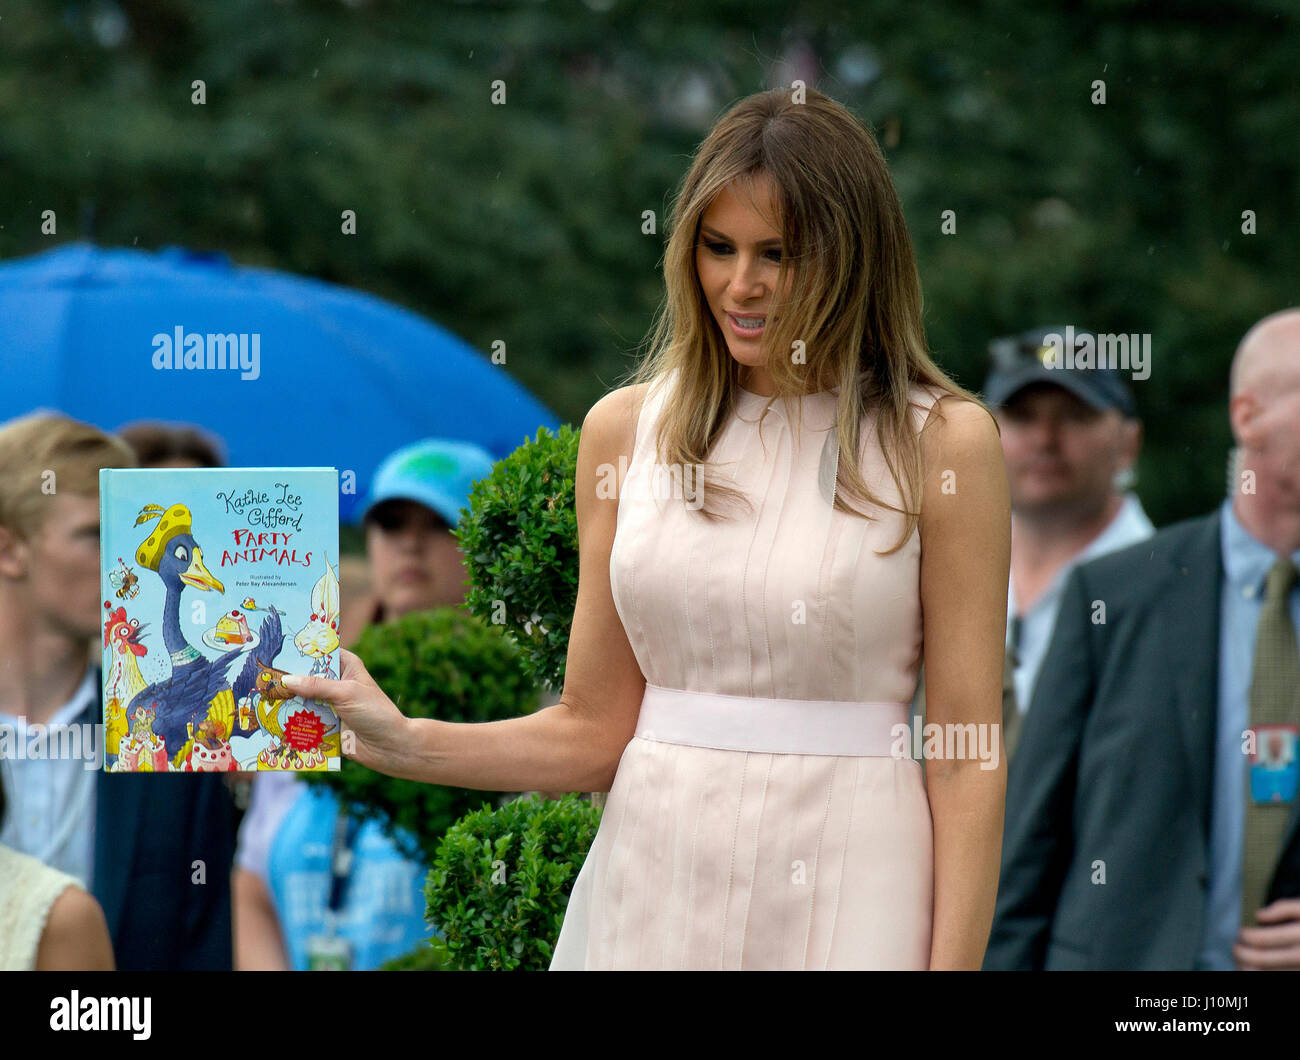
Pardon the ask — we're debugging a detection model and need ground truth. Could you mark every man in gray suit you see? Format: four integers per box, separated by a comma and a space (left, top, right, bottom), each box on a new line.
984, 310, 1300, 970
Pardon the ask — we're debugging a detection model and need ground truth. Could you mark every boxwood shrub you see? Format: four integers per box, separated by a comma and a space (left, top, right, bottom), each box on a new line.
455, 424, 580, 694
424, 792, 602, 970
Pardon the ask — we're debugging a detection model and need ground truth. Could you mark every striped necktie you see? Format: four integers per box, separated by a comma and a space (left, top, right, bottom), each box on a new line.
1003, 616, 1023, 760
1240, 556, 1300, 925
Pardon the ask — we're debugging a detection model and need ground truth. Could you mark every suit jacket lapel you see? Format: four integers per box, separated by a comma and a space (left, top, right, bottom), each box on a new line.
82, 666, 142, 941
1162, 514, 1223, 845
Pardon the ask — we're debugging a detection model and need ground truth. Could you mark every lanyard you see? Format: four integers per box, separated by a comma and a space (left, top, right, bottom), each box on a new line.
327, 810, 362, 914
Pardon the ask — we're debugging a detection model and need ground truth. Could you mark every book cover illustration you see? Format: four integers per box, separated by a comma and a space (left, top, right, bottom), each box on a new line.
100, 467, 342, 772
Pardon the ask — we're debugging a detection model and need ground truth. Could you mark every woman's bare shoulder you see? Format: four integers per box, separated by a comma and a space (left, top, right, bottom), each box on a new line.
916, 391, 1008, 530
585, 382, 652, 424
36, 885, 115, 970
582, 382, 653, 456
915, 389, 999, 448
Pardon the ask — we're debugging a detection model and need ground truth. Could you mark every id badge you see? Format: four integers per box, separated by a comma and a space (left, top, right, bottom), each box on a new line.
1248, 722, 1299, 805
305, 931, 353, 971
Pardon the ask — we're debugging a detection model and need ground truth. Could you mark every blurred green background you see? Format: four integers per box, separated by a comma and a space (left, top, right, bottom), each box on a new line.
2, 0, 1297, 526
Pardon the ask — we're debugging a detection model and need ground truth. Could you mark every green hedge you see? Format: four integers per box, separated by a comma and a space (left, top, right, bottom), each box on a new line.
378, 938, 453, 971
424, 793, 602, 971
456, 424, 581, 695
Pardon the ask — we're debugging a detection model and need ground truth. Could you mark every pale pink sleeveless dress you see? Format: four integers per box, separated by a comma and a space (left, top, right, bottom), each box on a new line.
549, 374, 939, 970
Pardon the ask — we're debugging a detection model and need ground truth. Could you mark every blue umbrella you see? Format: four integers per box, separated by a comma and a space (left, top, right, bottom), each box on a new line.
0, 241, 559, 523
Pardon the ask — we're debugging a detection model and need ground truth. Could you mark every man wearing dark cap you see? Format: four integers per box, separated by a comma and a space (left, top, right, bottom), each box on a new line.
984, 327, 1153, 759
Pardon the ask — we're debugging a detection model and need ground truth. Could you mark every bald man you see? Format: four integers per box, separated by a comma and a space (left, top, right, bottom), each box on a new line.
984, 310, 1300, 970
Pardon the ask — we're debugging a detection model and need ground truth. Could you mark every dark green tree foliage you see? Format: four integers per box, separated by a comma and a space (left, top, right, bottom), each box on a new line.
424, 793, 602, 971
853, 0, 1300, 518
3, 0, 1296, 523
299, 607, 540, 866
457, 424, 580, 694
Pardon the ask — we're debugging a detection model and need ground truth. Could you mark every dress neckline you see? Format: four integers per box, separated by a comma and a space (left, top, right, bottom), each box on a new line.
733, 385, 837, 430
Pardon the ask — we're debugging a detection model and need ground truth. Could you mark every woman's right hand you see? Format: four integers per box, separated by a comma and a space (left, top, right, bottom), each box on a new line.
281, 648, 414, 777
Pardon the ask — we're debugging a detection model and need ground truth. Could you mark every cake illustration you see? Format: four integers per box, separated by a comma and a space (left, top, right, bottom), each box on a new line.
215, 609, 252, 645
117, 733, 169, 772
112, 703, 169, 772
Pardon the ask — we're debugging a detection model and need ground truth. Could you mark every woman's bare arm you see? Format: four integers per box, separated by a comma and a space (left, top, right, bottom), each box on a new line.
285, 384, 650, 794
232, 867, 291, 971
917, 395, 1011, 971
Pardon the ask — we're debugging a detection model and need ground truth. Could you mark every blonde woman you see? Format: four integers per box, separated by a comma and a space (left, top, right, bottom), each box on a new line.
0, 782, 115, 970
287, 87, 1009, 970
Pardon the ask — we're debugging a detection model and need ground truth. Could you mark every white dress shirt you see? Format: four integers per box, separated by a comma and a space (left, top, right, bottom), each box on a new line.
1008, 493, 1156, 712
0, 665, 99, 888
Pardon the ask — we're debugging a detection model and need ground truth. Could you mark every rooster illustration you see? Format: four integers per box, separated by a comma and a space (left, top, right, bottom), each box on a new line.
102, 602, 148, 756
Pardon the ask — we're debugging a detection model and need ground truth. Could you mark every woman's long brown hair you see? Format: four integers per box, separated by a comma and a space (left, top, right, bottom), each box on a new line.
623, 86, 988, 552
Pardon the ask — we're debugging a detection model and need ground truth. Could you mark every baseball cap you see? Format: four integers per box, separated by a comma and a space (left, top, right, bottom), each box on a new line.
360, 438, 496, 530
983, 326, 1136, 417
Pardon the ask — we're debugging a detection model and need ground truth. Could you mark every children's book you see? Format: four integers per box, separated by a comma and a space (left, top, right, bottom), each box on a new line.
99, 467, 342, 772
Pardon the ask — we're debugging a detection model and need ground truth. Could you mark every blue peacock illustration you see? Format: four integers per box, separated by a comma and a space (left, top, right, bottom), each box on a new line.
128, 502, 287, 769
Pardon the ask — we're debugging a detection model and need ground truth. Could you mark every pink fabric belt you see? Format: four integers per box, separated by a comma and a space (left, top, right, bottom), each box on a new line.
633, 683, 912, 757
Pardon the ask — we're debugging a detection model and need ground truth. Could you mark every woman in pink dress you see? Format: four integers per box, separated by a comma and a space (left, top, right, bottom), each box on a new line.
288, 86, 1009, 970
